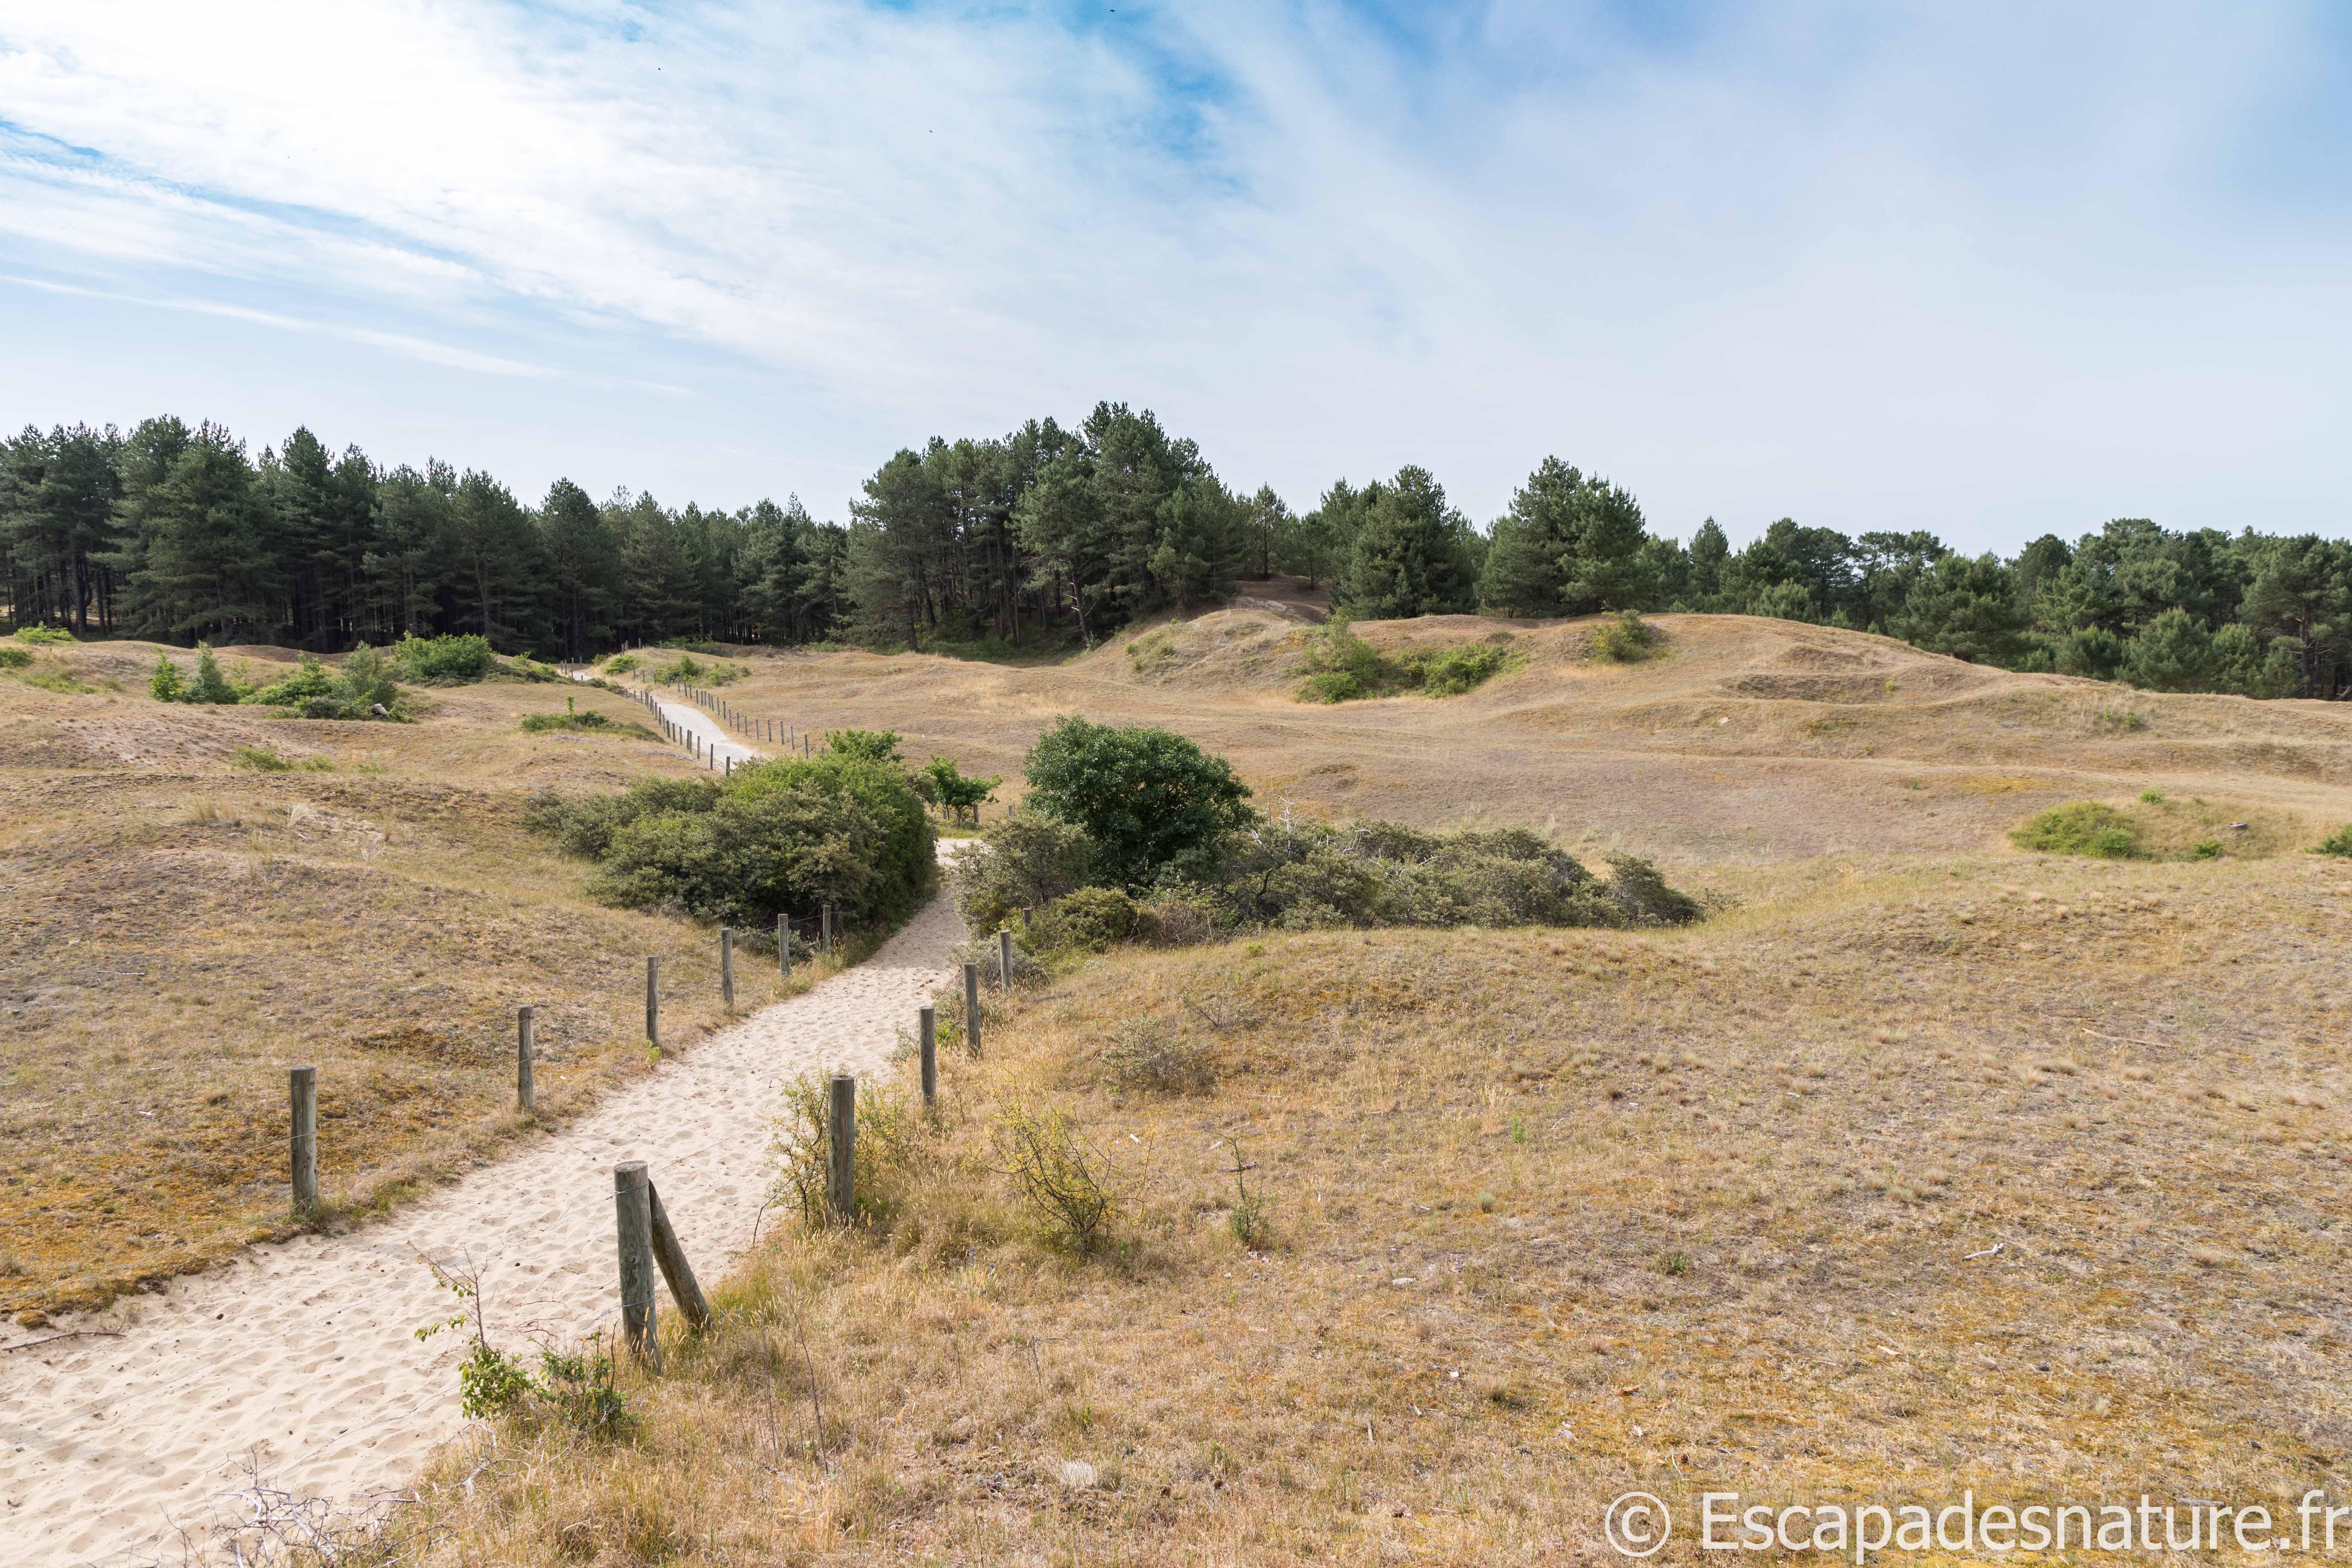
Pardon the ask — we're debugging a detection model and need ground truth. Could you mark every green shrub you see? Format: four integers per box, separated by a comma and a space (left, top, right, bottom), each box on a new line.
1588, 610, 1660, 663
1022, 715, 1254, 887
246, 655, 341, 707
1603, 854, 1704, 925
991, 1103, 1118, 1253
528, 751, 933, 930
185, 644, 248, 705
1404, 641, 1512, 696
519, 703, 646, 736
1296, 619, 1389, 703
2191, 838, 2224, 860
2011, 801, 2145, 859
234, 743, 293, 772
827, 729, 902, 762
12, 624, 74, 646
589, 787, 881, 928
240, 645, 401, 719
2315, 825, 2352, 857
955, 812, 1096, 932
2139, 788, 2165, 804
0, 646, 32, 671
768, 1072, 927, 1229
395, 633, 495, 683
603, 653, 641, 675
1031, 886, 1142, 952
146, 650, 183, 696
923, 756, 1002, 824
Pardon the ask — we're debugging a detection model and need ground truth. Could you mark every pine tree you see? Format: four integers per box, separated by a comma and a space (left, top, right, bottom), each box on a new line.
539, 478, 621, 660
1478, 457, 1580, 616
1338, 466, 1473, 619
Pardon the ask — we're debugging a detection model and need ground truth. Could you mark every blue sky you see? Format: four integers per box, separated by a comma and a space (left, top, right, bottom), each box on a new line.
1, 1, 2346, 551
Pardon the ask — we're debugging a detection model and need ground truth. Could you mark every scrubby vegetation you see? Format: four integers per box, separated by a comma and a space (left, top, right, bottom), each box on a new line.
519, 698, 652, 737
1295, 618, 1522, 702
2014, 796, 2287, 862
956, 720, 1701, 947
526, 743, 936, 932
149, 641, 407, 718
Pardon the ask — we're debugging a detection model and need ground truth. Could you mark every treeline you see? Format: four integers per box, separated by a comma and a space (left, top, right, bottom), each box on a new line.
0, 419, 850, 658
7, 408, 2351, 698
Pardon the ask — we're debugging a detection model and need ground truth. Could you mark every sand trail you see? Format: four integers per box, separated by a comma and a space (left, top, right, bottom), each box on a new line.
0, 882, 970, 1565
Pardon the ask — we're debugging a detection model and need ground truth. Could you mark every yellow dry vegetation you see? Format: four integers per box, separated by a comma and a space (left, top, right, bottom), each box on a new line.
396, 850, 2352, 1564
0, 642, 852, 1318
369, 600, 2352, 1566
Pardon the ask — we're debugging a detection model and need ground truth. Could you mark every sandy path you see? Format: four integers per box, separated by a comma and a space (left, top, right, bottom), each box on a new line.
584, 674, 767, 772
0, 878, 970, 1565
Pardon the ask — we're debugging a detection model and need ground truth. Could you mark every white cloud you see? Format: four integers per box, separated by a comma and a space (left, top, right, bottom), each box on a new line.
0, 0, 2344, 543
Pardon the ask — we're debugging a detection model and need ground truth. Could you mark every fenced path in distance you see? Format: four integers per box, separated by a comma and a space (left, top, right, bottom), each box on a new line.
0, 879, 970, 1566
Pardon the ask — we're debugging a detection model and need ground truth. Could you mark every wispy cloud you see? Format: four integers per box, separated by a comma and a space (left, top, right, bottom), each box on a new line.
0, 1, 2344, 541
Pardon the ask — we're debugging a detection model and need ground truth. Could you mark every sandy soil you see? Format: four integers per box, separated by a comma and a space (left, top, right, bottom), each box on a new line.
0, 878, 970, 1566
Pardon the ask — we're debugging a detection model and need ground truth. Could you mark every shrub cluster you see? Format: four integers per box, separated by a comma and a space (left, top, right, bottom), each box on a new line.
1295, 619, 1521, 703
2011, 801, 2146, 859
394, 633, 495, 683
526, 749, 935, 931
153, 643, 405, 719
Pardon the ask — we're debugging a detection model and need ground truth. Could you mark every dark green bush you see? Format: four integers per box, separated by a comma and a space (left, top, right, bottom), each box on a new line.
827, 729, 903, 762
2315, 825, 2352, 857
242, 645, 402, 719
1296, 619, 1389, 703
1022, 715, 1254, 887
1403, 641, 1513, 696
0, 647, 32, 670
395, 633, 495, 683
2011, 801, 2145, 859
1588, 610, 1660, 663
955, 812, 1096, 932
529, 752, 934, 931
1030, 886, 1143, 952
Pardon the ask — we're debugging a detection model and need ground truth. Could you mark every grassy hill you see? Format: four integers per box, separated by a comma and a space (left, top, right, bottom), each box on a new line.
363, 608, 2352, 1564
0, 641, 835, 1318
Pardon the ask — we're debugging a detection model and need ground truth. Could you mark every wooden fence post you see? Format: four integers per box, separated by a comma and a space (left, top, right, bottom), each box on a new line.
998, 928, 1014, 992
289, 1065, 318, 1212
827, 1075, 856, 1222
963, 961, 981, 1056
919, 1004, 937, 1105
646, 1178, 711, 1329
517, 1005, 535, 1111
646, 955, 660, 1048
778, 912, 790, 977
614, 1161, 661, 1367
720, 927, 735, 1009
821, 903, 834, 956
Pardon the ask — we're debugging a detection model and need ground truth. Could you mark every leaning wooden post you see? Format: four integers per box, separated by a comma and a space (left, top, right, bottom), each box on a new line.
998, 928, 1014, 992
963, 961, 982, 1056
645, 955, 660, 1048
289, 1065, 318, 1212
778, 912, 791, 977
516, 1005, 535, 1111
919, 1005, 937, 1106
827, 1075, 856, 1223
646, 1177, 711, 1329
613, 1161, 661, 1367
720, 927, 736, 1009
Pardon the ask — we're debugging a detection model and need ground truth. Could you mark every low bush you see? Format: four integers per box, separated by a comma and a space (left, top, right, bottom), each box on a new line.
1029, 886, 1142, 951
247, 644, 403, 719
13, 624, 75, 646
527, 750, 933, 931
2315, 825, 2352, 858
768, 1072, 929, 1230
1297, 620, 1519, 702
519, 700, 648, 736
234, 743, 293, 772
602, 653, 641, 675
1098, 1021, 1215, 1096
0, 647, 30, 670
923, 755, 1002, 824
990, 1103, 1118, 1253
955, 813, 1097, 932
827, 729, 902, 762
395, 633, 496, 683
1587, 610, 1660, 663
2011, 801, 2146, 859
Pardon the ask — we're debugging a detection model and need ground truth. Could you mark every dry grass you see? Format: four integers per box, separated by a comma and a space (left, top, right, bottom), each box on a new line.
0, 643, 861, 1320
388, 836, 2352, 1564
